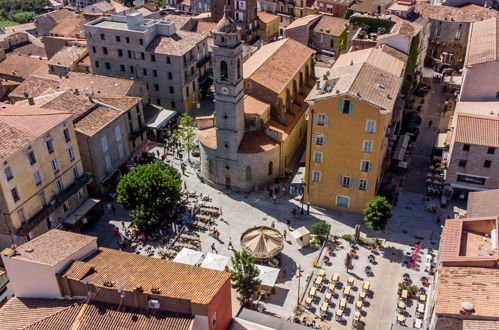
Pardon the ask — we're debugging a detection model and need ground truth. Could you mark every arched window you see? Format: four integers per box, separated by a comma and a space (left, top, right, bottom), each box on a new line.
246, 166, 252, 180
237, 59, 241, 79
220, 61, 228, 80
268, 161, 273, 176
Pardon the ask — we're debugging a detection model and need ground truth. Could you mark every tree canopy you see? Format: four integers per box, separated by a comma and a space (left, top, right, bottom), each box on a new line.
311, 220, 331, 245
363, 196, 392, 237
117, 161, 181, 233
231, 251, 261, 306
172, 113, 197, 161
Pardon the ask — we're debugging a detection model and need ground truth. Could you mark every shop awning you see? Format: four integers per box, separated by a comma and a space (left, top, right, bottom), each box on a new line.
450, 183, 490, 192
256, 265, 280, 287
132, 139, 151, 157
292, 167, 305, 185
434, 133, 447, 149
146, 108, 177, 130
201, 253, 231, 271
64, 198, 101, 225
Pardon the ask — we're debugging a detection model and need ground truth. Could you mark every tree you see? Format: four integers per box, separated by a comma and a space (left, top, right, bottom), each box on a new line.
117, 161, 182, 233
172, 113, 197, 161
310, 220, 331, 245
363, 196, 392, 241
8, 11, 35, 24
231, 251, 261, 306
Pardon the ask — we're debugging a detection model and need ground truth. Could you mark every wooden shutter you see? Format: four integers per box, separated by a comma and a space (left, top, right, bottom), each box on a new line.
323, 135, 327, 145
355, 179, 360, 189
339, 99, 344, 113
312, 133, 317, 144
368, 161, 373, 172
312, 113, 318, 125
324, 115, 329, 126
349, 178, 354, 188
338, 176, 343, 186
366, 180, 371, 191
349, 100, 354, 114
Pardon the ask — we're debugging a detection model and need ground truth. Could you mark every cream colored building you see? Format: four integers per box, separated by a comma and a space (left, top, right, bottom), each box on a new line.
304, 45, 407, 212
0, 104, 90, 251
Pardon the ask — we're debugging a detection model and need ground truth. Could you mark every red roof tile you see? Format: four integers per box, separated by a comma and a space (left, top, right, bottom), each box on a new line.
454, 113, 499, 147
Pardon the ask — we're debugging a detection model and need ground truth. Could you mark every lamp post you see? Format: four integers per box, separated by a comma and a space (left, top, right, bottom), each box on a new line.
296, 264, 304, 305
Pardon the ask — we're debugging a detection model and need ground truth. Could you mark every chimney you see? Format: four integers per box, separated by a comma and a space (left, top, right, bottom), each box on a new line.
316, 80, 321, 90
24, 92, 34, 105
74, 88, 80, 95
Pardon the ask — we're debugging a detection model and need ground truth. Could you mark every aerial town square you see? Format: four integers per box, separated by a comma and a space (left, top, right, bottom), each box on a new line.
0, 0, 497, 329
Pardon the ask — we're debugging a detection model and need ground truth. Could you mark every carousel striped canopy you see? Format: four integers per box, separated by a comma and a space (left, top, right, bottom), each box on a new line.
240, 226, 284, 259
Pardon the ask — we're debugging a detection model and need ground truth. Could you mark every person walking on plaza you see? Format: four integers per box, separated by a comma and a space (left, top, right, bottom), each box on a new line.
120, 220, 126, 231
286, 219, 291, 229
283, 230, 287, 240
113, 226, 119, 236
428, 120, 433, 128
180, 163, 186, 175
211, 242, 216, 253
228, 238, 233, 249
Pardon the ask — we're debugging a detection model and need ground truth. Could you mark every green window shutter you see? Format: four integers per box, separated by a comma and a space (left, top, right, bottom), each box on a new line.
349, 100, 354, 114
339, 99, 344, 113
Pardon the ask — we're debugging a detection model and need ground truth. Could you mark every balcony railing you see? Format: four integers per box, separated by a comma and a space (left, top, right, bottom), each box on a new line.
15, 173, 92, 236
184, 55, 198, 68
185, 71, 199, 84
197, 54, 211, 68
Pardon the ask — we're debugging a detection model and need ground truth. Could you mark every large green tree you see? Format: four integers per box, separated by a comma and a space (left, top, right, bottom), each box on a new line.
117, 161, 181, 233
231, 251, 261, 306
172, 113, 197, 161
363, 196, 392, 241
311, 220, 331, 245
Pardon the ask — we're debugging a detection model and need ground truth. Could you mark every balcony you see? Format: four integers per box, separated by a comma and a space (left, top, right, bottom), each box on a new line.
199, 68, 213, 84
197, 54, 211, 68
15, 173, 92, 236
183, 55, 198, 68
185, 71, 199, 84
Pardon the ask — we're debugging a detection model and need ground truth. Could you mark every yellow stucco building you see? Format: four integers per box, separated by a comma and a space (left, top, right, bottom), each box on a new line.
304, 45, 407, 212
257, 11, 280, 42
0, 104, 90, 249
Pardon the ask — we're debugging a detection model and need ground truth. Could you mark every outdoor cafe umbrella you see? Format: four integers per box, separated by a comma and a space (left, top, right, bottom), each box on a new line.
173, 247, 203, 265
255, 264, 280, 287
240, 226, 284, 259
201, 252, 231, 271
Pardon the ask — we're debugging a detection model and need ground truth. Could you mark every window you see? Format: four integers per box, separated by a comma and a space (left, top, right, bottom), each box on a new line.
43, 138, 54, 153
341, 176, 351, 188
28, 150, 36, 165
312, 170, 321, 181
103, 47, 108, 54
166, 56, 171, 64
62, 202, 69, 212
118, 143, 124, 159
463, 144, 470, 151
139, 38, 143, 45
128, 50, 132, 58
246, 166, 252, 180
220, 61, 228, 80
140, 52, 145, 60
120, 64, 125, 72
153, 69, 158, 77
100, 33, 105, 40
115, 35, 121, 42
336, 195, 349, 207
68, 146, 75, 161
366, 120, 376, 133
186, 86, 189, 97
168, 72, 173, 80
118, 49, 123, 57
130, 66, 134, 73
314, 151, 322, 163
33, 170, 42, 185
11, 187, 20, 202
171, 101, 176, 108
156, 99, 161, 106
484, 160, 492, 168
125, 36, 129, 43
143, 68, 147, 76
314, 113, 328, 126
105, 154, 112, 169
92, 46, 96, 53
339, 99, 353, 114
487, 147, 495, 154
312, 134, 327, 145
455, 31, 461, 40
363, 140, 373, 153
115, 126, 121, 141
105, 62, 111, 70
51, 159, 59, 173
63, 128, 71, 142
56, 179, 64, 194
154, 84, 159, 91
169, 86, 174, 93
268, 161, 273, 175
95, 60, 99, 68
150, 54, 156, 62
4, 167, 13, 181
361, 160, 372, 172
458, 159, 467, 167
101, 136, 109, 152
72, 166, 79, 181
359, 179, 369, 191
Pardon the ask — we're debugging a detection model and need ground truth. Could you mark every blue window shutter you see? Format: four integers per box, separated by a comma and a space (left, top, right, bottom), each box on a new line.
349, 178, 354, 188
312, 133, 317, 144
323, 135, 327, 145
324, 115, 329, 126
312, 113, 318, 125
366, 180, 371, 191
355, 179, 360, 189
338, 176, 343, 186
339, 99, 344, 113
368, 162, 373, 172
349, 100, 354, 114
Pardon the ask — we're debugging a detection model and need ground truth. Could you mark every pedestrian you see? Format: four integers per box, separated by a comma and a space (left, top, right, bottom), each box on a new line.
184, 181, 187, 190
113, 226, 119, 236
286, 219, 291, 229
447, 214, 452, 219
272, 194, 277, 204
283, 230, 287, 240
120, 220, 126, 231
292, 207, 297, 218
228, 238, 233, 249
216, 230, 220, 240
161, 154, 166, 161
106, 203, 113, 214
271, 221, 275, 228
282, 264, 286, 275
211, 242, 216, 253
268, 187, 273, 198
181, 163, 186, 175
428, 120, 433, 128
274, 187, 279, 195
436, 215, 442, 224
156, 150, 160, 158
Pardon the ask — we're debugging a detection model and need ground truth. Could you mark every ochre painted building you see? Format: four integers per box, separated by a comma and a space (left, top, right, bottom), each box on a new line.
304, 45, 407, 212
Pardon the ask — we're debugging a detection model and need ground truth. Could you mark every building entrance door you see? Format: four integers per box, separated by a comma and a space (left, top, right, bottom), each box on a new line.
225, 177, 231, 187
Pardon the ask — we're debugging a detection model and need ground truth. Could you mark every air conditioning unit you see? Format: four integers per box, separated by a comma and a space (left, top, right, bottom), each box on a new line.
148, 299, 160, 309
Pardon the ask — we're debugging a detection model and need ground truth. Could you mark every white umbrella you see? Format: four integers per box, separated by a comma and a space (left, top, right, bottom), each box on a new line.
173, 248, 203, 265
256, 264, 280, 287
201, 253, 230, 271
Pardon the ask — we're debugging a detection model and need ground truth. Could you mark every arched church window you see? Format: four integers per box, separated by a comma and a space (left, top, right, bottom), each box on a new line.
220, 60, 228, 80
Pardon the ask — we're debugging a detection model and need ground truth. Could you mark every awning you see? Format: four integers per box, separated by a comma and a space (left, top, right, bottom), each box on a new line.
64, 198, 101, 225
201, 252, 231, 271
434, 133, 447, 149
173, 247, 203, 265
256, 265, 280, 287
450, 183, 490, 192
146, 108, 177, 130
321, 49, 336, 56
132, 139, 151, 157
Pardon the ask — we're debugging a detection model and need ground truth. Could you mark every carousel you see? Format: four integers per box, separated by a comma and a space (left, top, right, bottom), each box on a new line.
240, 226, 284, 263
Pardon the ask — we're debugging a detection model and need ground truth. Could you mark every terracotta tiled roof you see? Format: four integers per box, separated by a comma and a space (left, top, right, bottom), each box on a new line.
9, 75, 61, 100
38, 9, 76, 22
0, 297, 194, 330
94, 95, 141, 111
455, 101, 499, 116
0, 104, 72, 160
238, 132, 279, 153
467, 189, 499, 218
160, 15, 192, 29
59, 72, 138, 96
195, 21, 217, 34
462, 320, 499, 330
197, 126, 217, 149
313, 15, 348, 36
244, 38, 315, 94
435, 266, 499, 317
438, 219, 463, 261
465, 17, 498, 67
74, 105, 125, 136
258, 11, 279, 24
454, 112, 499, 147
0, 54, 48, 79
61, 247, 231, 305
47, 45, 87, 68
350, 0, 393, 13
149, 30, 207, 56
0, 297, 82, 330
414, 3, 498, 22
83, 0, 115, 13
459, 3, 485, 10
5, 229, 96, 266
111, 0, 129, 13
285, 15, 321, 30
49, 17, 86, 37
244, 95, 271, 116
41, 91, 95, 118
0, 22, 36, 34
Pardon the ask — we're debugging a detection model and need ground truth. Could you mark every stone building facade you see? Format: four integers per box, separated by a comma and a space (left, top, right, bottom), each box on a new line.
84, 13, 209, 113
198, 11, 315, 192
211, 1, 259, 43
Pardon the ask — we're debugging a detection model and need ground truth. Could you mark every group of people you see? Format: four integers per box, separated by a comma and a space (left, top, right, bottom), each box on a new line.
267, 185, 287, 203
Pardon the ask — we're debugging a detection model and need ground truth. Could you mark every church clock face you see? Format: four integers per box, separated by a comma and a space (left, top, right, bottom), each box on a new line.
221, 87, 229, 95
